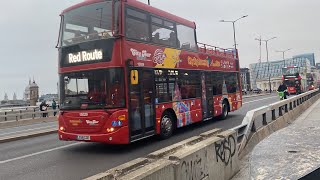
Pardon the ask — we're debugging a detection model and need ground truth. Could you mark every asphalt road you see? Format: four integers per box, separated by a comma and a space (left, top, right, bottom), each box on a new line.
0, 94, 279, 180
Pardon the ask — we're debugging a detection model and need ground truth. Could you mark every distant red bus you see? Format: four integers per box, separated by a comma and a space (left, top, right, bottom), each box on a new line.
282, 66, 306, 94
57, 0, 242, 144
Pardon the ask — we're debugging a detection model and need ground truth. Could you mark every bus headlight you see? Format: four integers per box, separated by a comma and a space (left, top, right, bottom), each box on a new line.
107, 127, 115, 133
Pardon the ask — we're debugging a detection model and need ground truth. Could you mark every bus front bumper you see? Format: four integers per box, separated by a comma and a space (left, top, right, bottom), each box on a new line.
58, 127, 129, 144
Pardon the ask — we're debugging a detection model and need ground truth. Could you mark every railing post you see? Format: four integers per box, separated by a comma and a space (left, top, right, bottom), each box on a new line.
285, 104, 288, 113
4, 112, 7, 121
251, 121, 257, 132
272, 109, 276, 120
279, 106, 283, 116
290, 102, 293, 110
294, 100, 296, 107
262, 113, 267, 125
20, 110, 22, 120
33, 108, 36, 119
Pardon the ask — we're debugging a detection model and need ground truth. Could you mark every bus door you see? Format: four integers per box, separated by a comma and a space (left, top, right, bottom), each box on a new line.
128, 69, 156, 141
202, 72, 214, 119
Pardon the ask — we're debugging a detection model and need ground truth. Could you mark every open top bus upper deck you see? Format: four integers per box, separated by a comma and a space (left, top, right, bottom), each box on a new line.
58, 0, 238, 73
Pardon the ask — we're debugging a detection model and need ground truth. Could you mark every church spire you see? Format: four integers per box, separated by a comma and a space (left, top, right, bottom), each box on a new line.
13, 93, 17, 100
4, 93, 8, 101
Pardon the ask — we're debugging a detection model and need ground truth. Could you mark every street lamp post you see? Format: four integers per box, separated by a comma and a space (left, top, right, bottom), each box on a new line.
96, 8, 103, 28
255, 36, 262, 63
220, 15, 248, 50
276, 48, 291, 67
261, 37, 277, 93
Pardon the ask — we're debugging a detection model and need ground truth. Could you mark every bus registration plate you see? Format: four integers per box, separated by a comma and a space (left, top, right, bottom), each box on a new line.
77, 135, 90, 141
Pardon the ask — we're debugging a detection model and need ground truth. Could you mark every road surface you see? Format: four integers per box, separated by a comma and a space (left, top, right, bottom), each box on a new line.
0, 94, 279, 180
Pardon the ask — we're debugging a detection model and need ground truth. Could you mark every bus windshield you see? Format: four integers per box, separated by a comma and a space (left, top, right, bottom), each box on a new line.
60, 1, 114, 47
284, 80, 296, 87
60, 68, 125, 110
282, 67, 299, 75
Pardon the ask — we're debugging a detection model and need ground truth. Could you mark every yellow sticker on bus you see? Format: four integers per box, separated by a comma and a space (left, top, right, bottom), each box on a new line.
131, 70, 139, 85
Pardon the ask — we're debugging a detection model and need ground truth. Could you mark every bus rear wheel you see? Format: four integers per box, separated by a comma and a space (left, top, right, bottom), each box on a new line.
219, 101, 229, 120
159, 112, 174, 139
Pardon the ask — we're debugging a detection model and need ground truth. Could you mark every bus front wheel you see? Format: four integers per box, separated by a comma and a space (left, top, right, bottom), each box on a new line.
219, 101, 229, 120
159, 112, 174, 139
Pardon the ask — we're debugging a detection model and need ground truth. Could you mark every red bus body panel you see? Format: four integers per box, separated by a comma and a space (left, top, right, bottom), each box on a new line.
58, 0, 242, 144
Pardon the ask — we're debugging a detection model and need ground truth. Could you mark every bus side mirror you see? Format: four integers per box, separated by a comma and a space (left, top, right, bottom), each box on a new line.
64, 76, 70, 84
130, 70, 138, 85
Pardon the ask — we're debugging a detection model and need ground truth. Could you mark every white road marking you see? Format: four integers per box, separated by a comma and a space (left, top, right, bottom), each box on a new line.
0, 142, 81, 164
0, 125, 57, 136
243, 96, 278, 104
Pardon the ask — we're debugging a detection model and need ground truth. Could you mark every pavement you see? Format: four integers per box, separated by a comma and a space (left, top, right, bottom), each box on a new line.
233, 97, 320, 180
0, 95, 280, 180
0, 117, 57, 143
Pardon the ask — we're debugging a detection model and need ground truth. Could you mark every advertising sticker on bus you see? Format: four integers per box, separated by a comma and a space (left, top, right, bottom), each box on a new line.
130, 70, 139, 85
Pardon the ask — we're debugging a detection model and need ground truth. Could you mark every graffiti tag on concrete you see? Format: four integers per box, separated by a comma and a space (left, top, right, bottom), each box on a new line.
180, 153, 209, 180
214, 135, 236, 166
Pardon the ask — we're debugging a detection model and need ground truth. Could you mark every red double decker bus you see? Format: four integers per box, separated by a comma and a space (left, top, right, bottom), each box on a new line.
282, 66, 307, 94
57, 0, 242, 144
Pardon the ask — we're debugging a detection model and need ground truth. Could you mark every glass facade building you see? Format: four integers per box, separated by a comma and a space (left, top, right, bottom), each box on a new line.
240, 68, 251, 91
293, 53, 315, 66
249, 57, 311, 89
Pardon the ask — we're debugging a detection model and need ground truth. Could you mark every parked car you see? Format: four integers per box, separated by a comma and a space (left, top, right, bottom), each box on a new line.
253, 88, 262, 94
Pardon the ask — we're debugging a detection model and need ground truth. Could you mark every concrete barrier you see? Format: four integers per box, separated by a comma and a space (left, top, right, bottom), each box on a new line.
85, 129, 239, 180
238, 93, 320, 158
85, 89, 320, 180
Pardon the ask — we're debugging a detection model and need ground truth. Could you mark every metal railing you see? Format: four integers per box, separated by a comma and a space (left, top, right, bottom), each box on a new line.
232, 89, 319, 153
0, 106, 38, 112
0, 108, 59, 122
197, 42, 237, 59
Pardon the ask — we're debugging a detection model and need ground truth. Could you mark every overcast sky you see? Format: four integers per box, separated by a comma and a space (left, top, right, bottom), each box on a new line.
1, 0, 319, 100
